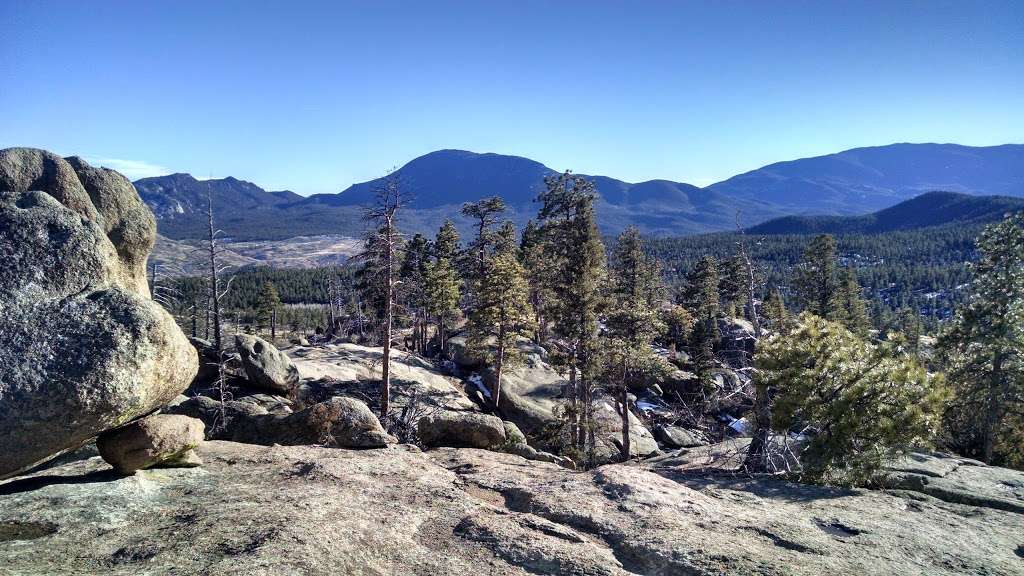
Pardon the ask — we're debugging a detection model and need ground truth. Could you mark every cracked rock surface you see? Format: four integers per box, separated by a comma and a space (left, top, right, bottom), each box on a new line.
1, 441, 1022, 575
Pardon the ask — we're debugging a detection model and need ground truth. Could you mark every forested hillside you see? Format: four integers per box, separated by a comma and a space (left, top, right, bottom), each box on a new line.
748, 191, 1024, 234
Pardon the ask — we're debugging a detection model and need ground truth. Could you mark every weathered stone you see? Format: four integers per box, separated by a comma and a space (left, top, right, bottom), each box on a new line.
0, 148, 197, 479
97, 414, 204, 474
167, 395, 395, 448
653, 424, 707, 448
418, 411, 507, 449
290, 342, 477, 413
1, 441, 1021, 575
235, 334, 299, 394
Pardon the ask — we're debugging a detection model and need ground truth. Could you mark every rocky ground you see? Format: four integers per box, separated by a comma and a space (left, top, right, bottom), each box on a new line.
1, 441, 1021, 576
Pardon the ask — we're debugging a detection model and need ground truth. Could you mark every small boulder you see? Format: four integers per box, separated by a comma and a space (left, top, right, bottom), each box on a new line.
418, 411, 507, 449
653, 425, 707, 449
235, 334, 299, 394
97, 414, 205, 475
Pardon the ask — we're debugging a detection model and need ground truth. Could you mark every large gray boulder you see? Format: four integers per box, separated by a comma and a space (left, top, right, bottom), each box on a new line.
0, 148, 198, 479
417, 410, 507, 449
235, 334, 299, 394
168, 395, 395, 448
653, 424, 707, 449
97, 414, 204, 474
493, 339, 659, 464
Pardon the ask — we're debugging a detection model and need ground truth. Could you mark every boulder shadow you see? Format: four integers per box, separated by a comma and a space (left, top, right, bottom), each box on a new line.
0, 468, 123, 496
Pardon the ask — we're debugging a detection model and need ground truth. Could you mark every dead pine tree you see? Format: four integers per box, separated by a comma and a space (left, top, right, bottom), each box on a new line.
730, 213, 772, 473
356, 175, 405, 421
198, 191, 236, 429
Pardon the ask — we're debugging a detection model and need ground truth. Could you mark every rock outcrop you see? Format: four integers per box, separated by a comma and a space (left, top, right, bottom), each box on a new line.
168, 395, 395, 448
235, 334, 299, 394
0, 441, 1021, 575
491, 339, 659, 464
0, 148, 198, 479
97, 414, 204, 474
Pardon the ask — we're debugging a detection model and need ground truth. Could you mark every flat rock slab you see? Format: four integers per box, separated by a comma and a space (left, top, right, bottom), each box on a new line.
0, 441, 1021, 575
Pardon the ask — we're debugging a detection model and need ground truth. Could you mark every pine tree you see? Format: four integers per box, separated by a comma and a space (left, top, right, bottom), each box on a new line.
604, 226, 669, 461
399, 233, 431, 354
793, 234, 839, 317
461, 196, 507, 287
758, 313, 947, 485
519, 219, 554, 344
762, 288, 789, 331
898, 307, 923, 357
357, 176, 404, 420
256, 282, 282, 340
465, 244, 534, 409
831, 266, 870, 338
682, 255, 720, 394
940, 212, 1024, 466
718, 255, 746, 318
535, 171, 607, 464
424, 221, 461, 355
434, 220, 460, 262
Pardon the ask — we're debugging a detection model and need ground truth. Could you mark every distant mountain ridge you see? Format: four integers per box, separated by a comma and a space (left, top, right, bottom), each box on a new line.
747, 191, 1024, 235
709, 143, 1024, 214
132, 143, 1024, 241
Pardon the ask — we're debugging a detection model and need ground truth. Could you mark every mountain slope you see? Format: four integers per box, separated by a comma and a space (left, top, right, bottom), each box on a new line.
747, 191, 1024, 234
133, 143, 1024, 241
709, 143, 1024, 214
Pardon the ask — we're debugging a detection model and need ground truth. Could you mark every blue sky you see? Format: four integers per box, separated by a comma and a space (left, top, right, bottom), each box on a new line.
2, 1, 1021, 193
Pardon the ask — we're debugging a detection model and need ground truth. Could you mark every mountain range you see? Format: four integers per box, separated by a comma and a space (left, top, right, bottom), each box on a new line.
133, 143, 1024, 241
746, 191, 1024, 235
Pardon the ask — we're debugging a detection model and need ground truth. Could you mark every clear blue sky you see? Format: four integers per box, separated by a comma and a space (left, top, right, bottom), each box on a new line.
2, 1, 1021, 193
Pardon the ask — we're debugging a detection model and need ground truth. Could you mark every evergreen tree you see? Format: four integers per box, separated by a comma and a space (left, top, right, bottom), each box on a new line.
399, 233, 431, 353
519, 219, 554, 344
682, 256, 720, 394
661, 304, 695, 362
461, 196, 507, 286
793, 234, 839, 317
940, 212, 1024, 466
758, 313, 947, 485
465, 245, 534, 409
762, 288, 789, 331
494, 220, 518, 256
831, 266, 870, 338
357, 176, 404, 420
256, 281, 282, 340
433, 219, 460, 262
898, 307, 923, 357
425, 221, 461, 355
535, 171, 607, 464
718, 255, 746, 318
604, 227, 670, 461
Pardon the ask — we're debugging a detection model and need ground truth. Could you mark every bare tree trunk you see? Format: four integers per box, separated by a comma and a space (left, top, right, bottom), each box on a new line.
618, 386, 631, 462
381, 227, 393, 420
735, 213, 771, 473
568, 360, 579, 449
984, 352, 1005, 463
207, 196, 222, 354
493, 324, 506, 410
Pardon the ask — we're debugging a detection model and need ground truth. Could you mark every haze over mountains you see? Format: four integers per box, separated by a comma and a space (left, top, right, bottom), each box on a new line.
133, 143, 1024, 241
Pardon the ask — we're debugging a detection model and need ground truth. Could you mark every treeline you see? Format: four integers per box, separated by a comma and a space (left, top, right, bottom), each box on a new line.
158, 180, 1023, 478
648, 224, 980, 329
